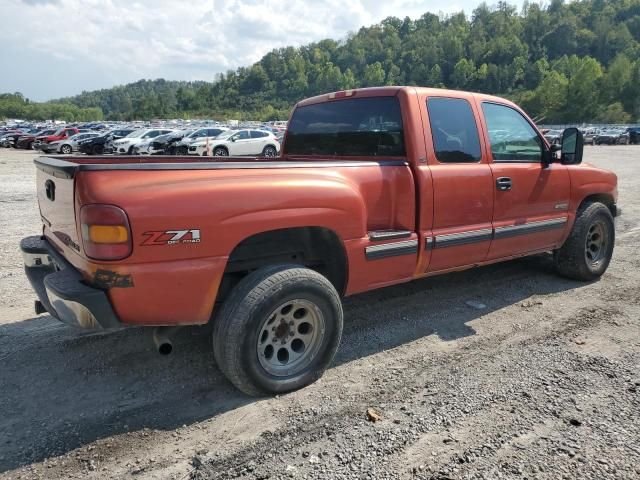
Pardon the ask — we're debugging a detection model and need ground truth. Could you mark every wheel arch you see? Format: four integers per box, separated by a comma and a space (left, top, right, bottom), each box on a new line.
578, 193, 616, 217
216, 226, 348, 305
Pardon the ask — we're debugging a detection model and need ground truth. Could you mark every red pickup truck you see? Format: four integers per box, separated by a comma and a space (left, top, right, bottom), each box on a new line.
32, 127, 80, 150
21, 87, 619, 396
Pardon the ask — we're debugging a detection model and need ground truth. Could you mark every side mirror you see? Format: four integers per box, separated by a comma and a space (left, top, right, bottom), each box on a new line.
560, 127, 584, 165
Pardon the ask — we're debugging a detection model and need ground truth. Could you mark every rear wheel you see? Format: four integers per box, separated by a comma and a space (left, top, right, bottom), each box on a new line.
554, 202, 615, 281
213, 265, 343, 396
213, 146, 228, 156
91, 144, 103, 155
60, 144, 72, 154
262, 145, 278, 157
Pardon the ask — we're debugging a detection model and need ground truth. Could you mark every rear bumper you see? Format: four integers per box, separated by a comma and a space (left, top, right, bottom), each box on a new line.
20, 235, 122, 330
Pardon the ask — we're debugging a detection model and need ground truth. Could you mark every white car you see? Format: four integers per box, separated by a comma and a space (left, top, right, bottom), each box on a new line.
175, 127, 230, 154
111, 128, 174, 154
40, 132, 100, 154
188, 130, 280, 157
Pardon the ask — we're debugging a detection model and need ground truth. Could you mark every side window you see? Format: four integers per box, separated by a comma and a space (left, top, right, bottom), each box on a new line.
251, 130, 267, 138
482, 103, 542, 162
427, 97, 482, 163
207, 129, 222, 136
236, 130, 250, 140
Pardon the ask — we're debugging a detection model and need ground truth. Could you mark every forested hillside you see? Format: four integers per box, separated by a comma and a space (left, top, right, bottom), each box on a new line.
3, 0, 640, 123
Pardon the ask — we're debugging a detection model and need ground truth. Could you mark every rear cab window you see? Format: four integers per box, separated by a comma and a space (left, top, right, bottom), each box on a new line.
285, 96, 405, 157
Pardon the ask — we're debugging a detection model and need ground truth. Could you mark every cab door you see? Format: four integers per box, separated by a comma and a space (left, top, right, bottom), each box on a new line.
419, 94, 494, 272
477, 101, 570, 260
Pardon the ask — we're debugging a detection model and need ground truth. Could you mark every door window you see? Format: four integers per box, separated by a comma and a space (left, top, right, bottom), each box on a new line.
234, 131, 250, 140
251, 130, 268, 138
482, 103, 542, 162
427, 97, 482, 163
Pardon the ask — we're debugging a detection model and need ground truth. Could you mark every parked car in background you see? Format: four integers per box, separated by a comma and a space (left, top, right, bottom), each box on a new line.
543, 129, 563, 145
580, 128, 598, 145
595, 129, 629, 145
175, 127, 229, 154
111, 128, 174, 154
133, 130, 195, 155
626, 127, 640, 145
78, 128, 136, 155
40, 132, 100, 154
16, 129, 57, 149
189, 129, 280, 157
1, 129, 35, 148
33, 127, 80, 150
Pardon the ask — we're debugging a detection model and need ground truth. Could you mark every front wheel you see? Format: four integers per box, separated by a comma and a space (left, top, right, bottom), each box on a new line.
213, 147, 228, 156
213, 265, 343, 396
262, 145, 278, 157
60, 144, 72, 154
554, 202, 615, 281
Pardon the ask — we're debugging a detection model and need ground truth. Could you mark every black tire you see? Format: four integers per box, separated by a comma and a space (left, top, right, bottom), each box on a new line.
92, 144, 103, 155
213, 264, 343, 396
127, 146, 134, 155
213, 146, 228, 156
554, 202, 615, 281
60, 144, 72, 154
262, 145, 278, 157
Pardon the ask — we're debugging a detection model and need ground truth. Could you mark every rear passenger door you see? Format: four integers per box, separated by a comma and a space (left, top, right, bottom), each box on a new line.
250, 130, 269, 153
478, 102, 570, 260
421, 95, 494, 272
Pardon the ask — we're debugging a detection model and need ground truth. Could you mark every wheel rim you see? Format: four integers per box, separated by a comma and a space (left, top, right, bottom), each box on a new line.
264, 147, 276, 157
257, 299, 325, 377
585, 220, 608, 267
214, 148, 227, 156
62, 145, 71, 154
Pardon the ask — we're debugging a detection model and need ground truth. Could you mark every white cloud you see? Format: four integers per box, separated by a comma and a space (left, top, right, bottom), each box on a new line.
1, 0, 523, 100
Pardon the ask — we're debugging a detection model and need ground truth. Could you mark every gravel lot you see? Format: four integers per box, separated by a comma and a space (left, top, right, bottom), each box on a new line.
0, 147, 639, 480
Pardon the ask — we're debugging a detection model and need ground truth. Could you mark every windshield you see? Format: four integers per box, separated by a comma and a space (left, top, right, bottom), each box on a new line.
126, 129, 145, 138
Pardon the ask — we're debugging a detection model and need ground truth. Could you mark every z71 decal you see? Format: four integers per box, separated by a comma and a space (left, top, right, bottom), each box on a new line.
141, 229, 201, 246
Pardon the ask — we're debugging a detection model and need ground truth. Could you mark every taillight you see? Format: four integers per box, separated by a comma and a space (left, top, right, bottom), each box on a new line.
80, 204, 132, 260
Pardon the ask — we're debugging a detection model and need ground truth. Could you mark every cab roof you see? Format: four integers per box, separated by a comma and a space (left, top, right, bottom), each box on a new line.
296, 86, 517, 110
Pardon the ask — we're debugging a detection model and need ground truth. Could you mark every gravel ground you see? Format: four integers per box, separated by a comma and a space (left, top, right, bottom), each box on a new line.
0, 146, 639, 480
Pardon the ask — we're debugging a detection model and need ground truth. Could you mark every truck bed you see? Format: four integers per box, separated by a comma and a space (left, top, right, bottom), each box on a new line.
35, 155, 403, 178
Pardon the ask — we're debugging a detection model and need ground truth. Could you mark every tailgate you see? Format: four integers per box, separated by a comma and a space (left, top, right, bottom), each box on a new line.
36, 165, 82, 255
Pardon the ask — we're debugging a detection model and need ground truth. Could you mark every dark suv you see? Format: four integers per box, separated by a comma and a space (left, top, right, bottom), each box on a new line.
626, 127, 640, 145
78, 129, 135, 155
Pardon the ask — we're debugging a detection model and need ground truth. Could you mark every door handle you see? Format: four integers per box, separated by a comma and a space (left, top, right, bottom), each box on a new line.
496, 177, 512, 191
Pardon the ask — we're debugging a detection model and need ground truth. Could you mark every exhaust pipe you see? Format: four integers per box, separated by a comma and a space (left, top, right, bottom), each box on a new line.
152, 326, 181, 355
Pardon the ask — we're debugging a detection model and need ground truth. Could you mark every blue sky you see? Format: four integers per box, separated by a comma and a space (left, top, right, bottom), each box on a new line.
1, 0, 524, 101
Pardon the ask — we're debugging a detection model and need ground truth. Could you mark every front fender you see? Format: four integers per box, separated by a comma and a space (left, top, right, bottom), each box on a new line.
569, 164, 618, 212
